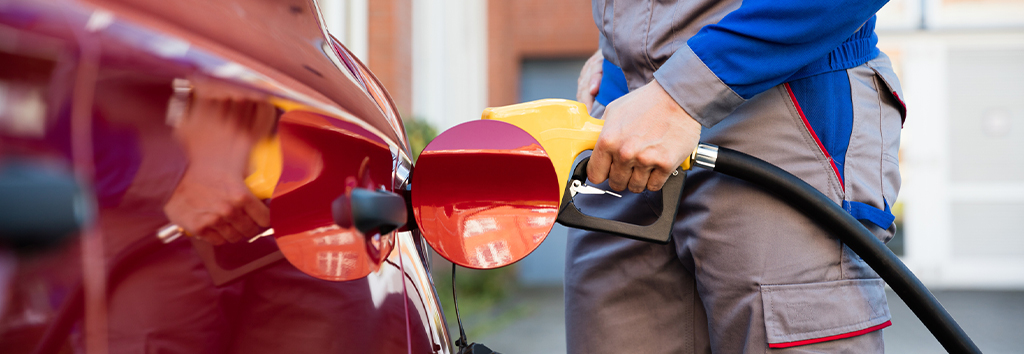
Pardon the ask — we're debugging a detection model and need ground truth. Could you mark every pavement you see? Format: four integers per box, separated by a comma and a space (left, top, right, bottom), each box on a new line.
476, 286, 1024, 354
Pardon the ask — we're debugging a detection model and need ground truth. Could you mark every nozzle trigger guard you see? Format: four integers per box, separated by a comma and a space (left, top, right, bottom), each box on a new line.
556, 157, 686, 244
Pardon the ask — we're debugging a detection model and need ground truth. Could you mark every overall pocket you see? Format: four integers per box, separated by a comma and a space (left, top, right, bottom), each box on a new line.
761, 279, 891, 349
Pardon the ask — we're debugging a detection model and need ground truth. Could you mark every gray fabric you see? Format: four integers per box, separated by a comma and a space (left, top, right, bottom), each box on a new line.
590, 100, 607, 120
653, 46, 746, 128
565, 60, 903, 353
867, 54, 907, 122
564, 185, 711, 354
592, 0, 743, 126
592, 0, 739, 91
701, 85, 845, 203
843, 53, 903, 268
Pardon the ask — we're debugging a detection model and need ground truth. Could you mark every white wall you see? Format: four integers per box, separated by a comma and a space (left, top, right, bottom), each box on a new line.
411, 0, 488, 131
924, 0, 1024, 29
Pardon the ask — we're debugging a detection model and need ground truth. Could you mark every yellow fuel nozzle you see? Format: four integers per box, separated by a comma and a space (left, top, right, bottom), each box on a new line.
159, 97, 295, 244
244, 97, 323, 199
241, 96, 303, 200
244, 135, 282, 200
482, 99, 695, 198
482, 99, 601, 199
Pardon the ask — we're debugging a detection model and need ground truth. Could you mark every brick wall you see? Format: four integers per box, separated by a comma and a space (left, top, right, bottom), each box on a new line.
368, 0, 412, 116
488, 0, 600, 106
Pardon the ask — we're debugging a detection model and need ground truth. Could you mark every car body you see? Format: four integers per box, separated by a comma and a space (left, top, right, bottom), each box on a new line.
0, 0, 451, 352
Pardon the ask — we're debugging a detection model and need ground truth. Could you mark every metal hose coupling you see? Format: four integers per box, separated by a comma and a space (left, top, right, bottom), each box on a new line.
692, 143, 719, 169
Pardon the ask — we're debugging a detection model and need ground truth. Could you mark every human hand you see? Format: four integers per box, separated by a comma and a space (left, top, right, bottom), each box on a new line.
163, 81, 275, 245
576, 49, 604, 112
587, 79, 701, 193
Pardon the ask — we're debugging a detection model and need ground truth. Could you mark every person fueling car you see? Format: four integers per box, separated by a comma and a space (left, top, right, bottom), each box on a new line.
566, 0, 906, 352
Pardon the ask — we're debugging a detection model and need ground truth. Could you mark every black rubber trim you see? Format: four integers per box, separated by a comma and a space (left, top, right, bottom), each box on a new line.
713, 146, 980, 354
556, 157, 685, 244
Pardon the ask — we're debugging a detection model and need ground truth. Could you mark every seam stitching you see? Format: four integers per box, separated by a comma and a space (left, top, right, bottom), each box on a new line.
873, 74, 886, 205
643, 0, 656, 71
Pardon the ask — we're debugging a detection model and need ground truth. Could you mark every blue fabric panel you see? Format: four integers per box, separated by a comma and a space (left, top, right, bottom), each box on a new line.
596, 59, 629, 106
786, 70, 854, 184
843, 200, 895, 229
688, 0, 887, 99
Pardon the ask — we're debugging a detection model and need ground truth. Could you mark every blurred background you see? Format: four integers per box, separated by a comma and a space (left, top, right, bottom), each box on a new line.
318, 0, 1024, 352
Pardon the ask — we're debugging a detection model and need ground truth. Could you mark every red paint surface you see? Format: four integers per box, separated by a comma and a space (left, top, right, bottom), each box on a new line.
768, 320, 892, 349
412, 120, 560, 269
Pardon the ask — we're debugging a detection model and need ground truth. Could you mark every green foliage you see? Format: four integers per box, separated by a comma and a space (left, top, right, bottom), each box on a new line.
405, 118, 438, 162
408, 117, 530, 342
432, 257, 521, 340
407, 117, 526, 341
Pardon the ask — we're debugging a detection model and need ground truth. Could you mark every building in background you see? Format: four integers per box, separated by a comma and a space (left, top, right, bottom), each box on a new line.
319, 0, 595, 129
320, 0, 413, 117
319, 0, 1024, 289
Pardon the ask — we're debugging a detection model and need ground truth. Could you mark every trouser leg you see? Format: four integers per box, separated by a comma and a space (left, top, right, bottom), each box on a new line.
565, 186, 710, 354
676, 168, 887, 353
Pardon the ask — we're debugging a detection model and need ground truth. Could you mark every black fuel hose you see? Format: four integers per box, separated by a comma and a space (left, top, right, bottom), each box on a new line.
702, 145, 980, 354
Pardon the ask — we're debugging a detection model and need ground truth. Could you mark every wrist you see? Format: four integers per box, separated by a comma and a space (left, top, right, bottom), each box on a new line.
181, 140, 253, 176
648, 79, 700, 127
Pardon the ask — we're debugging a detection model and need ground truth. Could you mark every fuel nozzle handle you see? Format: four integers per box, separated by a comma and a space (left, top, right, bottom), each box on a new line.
554, 143, 717, 243
556, 156, 687, 244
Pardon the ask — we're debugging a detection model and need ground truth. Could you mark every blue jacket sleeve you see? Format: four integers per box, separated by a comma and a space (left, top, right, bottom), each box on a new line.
652, 0, 889, 127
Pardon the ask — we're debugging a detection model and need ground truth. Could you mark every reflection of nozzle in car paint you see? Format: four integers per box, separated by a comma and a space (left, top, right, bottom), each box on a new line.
245, 136, 283, 200
159, 79, 296, 243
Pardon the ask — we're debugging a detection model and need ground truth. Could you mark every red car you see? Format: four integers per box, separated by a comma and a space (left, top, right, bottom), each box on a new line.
0, 0, 457, 352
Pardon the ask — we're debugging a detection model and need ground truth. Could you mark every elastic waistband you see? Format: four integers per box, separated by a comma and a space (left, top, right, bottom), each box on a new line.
787, 16, 880, 82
